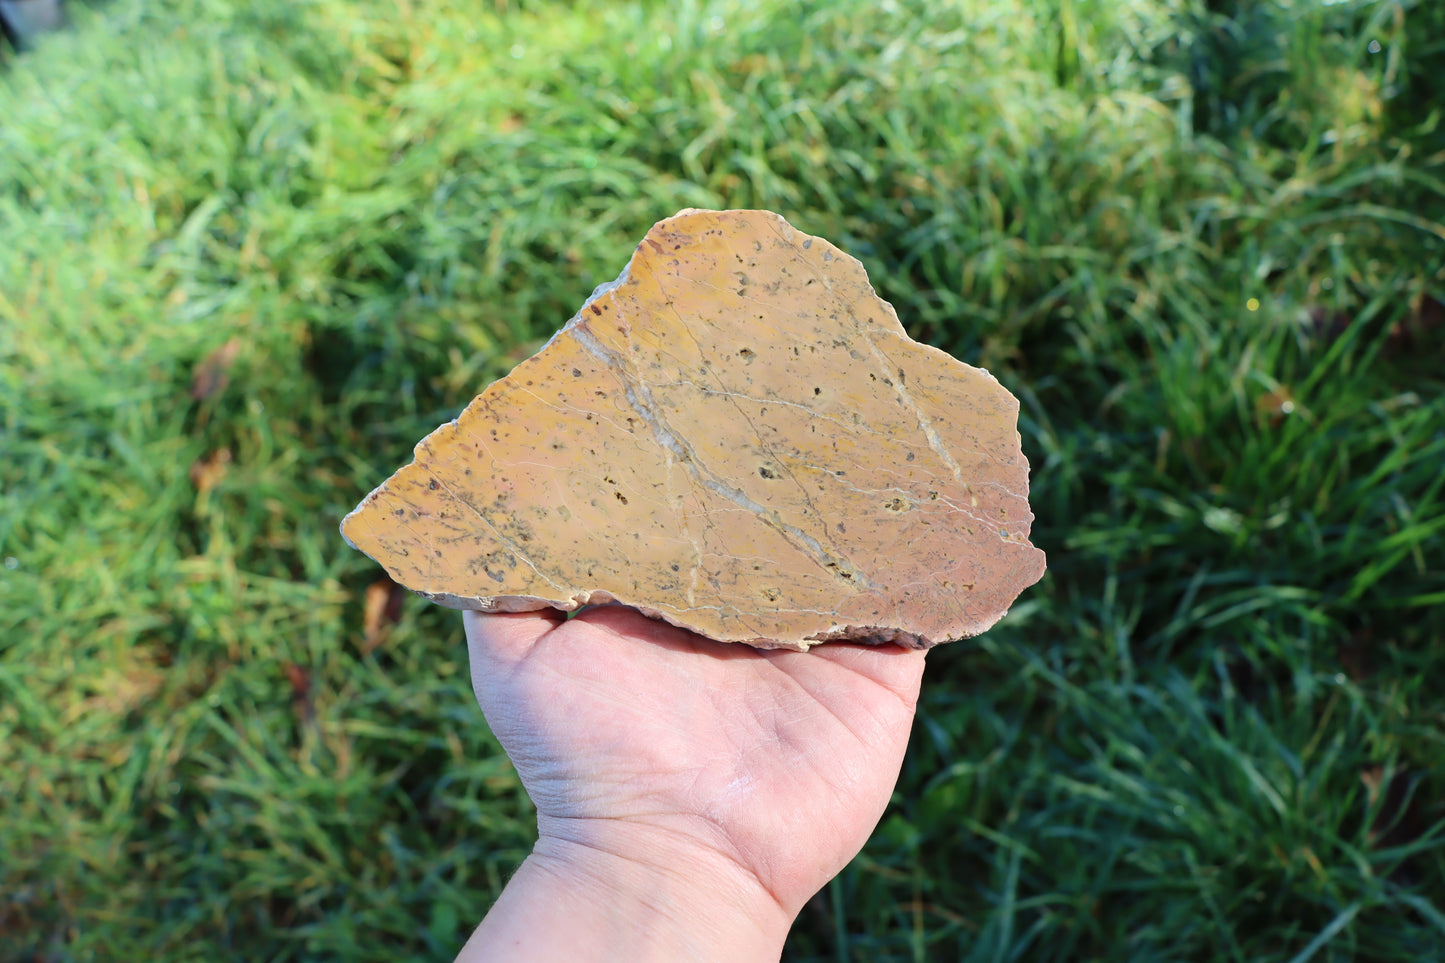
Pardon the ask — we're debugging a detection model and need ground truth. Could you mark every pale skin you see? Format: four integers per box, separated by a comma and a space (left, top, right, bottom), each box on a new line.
456, 605, 929, 962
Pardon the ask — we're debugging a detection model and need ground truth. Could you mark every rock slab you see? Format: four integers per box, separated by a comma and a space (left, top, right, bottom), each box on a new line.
341, 209, 1046, 649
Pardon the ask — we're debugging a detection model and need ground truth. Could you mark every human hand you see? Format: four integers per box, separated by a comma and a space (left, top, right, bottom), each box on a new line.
456, 605, 927, 962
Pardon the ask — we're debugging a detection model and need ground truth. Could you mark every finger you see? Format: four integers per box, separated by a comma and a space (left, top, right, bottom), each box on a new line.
463, 608, 566, 673
814, 642, 928, 706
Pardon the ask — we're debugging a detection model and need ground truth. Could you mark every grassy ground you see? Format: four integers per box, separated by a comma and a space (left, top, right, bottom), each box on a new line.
2, 0, 1442, 959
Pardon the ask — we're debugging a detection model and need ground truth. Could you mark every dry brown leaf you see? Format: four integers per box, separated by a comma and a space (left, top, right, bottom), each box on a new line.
190, 338, 241, 401
1387, 293, 1444, 355
341, 209, 1046, 649
282, 662, 314, 726
1361, 763, 1429, 883
188, 449, 232, 494
361, 576, 407, 655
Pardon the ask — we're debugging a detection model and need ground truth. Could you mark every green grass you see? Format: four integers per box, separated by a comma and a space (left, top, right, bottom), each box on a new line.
2, 0, 1442, 959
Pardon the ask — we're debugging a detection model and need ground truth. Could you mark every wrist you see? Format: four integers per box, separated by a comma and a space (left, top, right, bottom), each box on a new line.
457, 827, 793, 962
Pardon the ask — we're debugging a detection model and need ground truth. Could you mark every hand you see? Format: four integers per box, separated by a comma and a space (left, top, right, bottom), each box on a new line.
456, 604, 927, 962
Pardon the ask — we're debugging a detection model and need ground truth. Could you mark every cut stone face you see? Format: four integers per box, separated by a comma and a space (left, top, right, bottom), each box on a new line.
341, 209, 1046, 649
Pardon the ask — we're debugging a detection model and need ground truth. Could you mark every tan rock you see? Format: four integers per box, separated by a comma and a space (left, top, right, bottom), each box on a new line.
341, 209, 1045, 649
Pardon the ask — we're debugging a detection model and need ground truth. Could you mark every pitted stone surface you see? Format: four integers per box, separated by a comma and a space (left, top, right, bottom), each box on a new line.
341, 209, 1046, 649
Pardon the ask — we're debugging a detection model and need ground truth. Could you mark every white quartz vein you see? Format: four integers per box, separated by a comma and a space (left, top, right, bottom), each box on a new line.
860, 332, 967, 486
570, 316, 873, 590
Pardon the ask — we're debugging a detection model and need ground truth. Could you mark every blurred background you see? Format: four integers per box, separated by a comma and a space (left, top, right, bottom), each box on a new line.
2, 0, 1442, 959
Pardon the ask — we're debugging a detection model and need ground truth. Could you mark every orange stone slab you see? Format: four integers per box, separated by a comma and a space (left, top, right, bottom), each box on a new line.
341, 209, 1045, 649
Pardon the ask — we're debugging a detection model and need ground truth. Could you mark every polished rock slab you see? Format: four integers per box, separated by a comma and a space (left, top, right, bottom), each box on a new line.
342, 209, 1045, 649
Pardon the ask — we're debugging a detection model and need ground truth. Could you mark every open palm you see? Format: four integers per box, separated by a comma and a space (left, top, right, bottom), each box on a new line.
465, 605, 928, 917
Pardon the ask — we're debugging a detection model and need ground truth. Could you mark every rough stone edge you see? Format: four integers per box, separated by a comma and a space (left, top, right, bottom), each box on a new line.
415, 581, 956, 652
